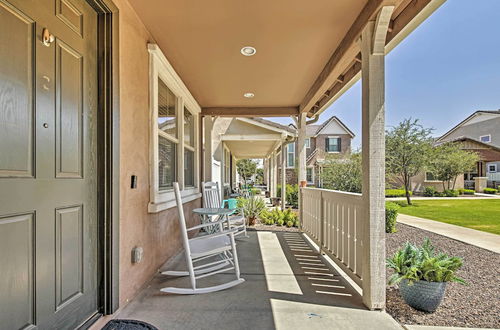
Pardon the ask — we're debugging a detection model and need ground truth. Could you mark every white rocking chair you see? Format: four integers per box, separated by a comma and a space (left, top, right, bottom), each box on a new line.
160, 182, 245, 294
202, 181, 247, 238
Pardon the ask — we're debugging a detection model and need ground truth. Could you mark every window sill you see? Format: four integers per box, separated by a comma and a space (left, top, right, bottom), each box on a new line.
424, 180, 442, 183
148, 192, 202, 213
327, 151, 340, 154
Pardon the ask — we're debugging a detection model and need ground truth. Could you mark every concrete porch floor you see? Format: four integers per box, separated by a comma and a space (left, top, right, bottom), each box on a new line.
113, 231, 401, 330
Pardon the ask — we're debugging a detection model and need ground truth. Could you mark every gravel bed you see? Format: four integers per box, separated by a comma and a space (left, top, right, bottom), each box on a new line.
386, 223, 500, 328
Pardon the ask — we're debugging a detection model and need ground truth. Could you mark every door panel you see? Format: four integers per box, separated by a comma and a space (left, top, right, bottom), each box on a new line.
0, 1, 35, 178
55, 40, 83, 178
55, 205, 84, 310
0, 0, 99, 329
0, 213, 35, 330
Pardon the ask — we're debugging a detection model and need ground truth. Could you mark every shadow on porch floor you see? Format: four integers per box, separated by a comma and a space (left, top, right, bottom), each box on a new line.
114, 231, 400, 330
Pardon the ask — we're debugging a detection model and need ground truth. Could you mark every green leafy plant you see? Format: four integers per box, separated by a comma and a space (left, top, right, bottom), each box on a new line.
484, 188, 498, 194
277, 184, 299, 208
386, 189, 413, 198
462, 189, 475, 195
423, 186, 437, 197
259, 208, 298, 227
320, 152, 362, 193
387, 238, 466, 285
276, 219, 284, 226
385, 202, 400, 233
286, 220, 294, 227
250, 188, 261, 195
443, 189, 459, 197
237, 196, 266, 226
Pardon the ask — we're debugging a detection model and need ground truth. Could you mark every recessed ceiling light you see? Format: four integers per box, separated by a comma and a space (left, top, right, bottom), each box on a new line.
243, 92, 255, 98
241, 46, 256, 56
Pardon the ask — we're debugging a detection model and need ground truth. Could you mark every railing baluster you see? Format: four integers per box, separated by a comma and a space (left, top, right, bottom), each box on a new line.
300, 188, 363, 288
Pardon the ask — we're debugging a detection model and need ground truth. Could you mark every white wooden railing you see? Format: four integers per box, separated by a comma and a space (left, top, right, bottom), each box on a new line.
300, 187, 365, 287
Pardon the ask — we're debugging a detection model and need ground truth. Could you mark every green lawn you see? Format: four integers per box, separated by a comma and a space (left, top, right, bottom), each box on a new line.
391, 199, 500, 235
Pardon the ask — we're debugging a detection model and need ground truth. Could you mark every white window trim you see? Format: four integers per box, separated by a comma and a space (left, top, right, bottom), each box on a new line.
479, 134, 491, 143
326, 136, 340, 153
306, 166, 314, 184
488, 164, 497, 173
424, 171, 442, 182
305, 137, 311, 149
148, 44, 201, 213
286, 142, 295, 168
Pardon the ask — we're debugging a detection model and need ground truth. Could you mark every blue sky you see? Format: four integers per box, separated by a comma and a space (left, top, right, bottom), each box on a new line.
270, 0, 500, 149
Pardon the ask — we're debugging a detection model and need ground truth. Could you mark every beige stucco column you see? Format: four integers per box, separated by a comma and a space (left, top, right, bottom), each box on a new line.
297, 112, 307, 187
474, 177, 487, 193
360, 6, 393, 310
281, 142, 287, 210
272, 151, 278, 198
203, 116, 214, 182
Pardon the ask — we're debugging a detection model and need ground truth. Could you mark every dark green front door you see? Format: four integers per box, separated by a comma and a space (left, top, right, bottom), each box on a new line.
0, 0, 99, 328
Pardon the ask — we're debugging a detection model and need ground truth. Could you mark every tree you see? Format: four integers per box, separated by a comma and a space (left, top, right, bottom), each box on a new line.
255, 168, 264, 185
386, 119, 433, 205
320, 152, 362, 193
427, 143, 479, 190
236, 159, 257, 184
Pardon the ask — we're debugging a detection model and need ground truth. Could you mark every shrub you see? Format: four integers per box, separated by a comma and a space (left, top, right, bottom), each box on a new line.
385, 189, 412, 197
484, 188, 498, 194
385, 202, 400, 233
423, 186, 437, 197
443, 189, 459, 197
463, 189, 475, 195
277, 184, 299, 208
259, 208, 298, 227
250, 188, 261, 195
387, 238, 466, 285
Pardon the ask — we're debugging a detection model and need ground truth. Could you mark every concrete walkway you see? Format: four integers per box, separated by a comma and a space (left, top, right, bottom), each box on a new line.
113, 231, 402, 330
398, 214, 500, 254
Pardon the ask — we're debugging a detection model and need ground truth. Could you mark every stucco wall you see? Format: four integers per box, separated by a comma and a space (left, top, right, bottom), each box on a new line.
116, 0, 200, 306
408, 171, 465, 192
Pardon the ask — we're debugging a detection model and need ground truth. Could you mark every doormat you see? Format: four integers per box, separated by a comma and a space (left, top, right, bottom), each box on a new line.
101, 319, 158, 330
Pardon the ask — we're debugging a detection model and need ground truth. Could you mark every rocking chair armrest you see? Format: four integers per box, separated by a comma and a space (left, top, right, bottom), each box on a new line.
187, 218, 228, 231
189, 228, 238, 241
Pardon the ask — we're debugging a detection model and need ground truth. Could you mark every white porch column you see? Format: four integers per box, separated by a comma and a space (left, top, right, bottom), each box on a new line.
272, 151, 278, 198
360, 6, 393, 310
297, 113, 307, 187
281, 143, 286, 210
203, 116, 214, 182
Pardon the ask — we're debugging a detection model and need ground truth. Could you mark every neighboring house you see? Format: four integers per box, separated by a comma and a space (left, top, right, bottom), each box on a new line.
411, 110, 500, 192
278, 116, 355, 187
437, 109, 500, 190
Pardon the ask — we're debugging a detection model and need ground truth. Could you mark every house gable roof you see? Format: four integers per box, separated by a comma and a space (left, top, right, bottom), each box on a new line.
236, 117, 296, 135
313, 116, 355, 138
437, 110, 500, 143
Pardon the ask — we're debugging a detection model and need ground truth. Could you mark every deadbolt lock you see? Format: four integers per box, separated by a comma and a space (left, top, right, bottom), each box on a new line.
42, 28, 55, 47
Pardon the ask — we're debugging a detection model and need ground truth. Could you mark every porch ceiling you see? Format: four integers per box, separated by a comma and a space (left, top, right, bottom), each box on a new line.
225, 140, 279, 159
129, 0, 435, 116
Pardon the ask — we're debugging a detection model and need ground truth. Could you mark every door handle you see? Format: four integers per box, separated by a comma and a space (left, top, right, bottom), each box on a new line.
42, 28, 55, 47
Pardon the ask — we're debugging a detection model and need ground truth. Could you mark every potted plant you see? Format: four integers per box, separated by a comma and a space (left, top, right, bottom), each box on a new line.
237, 196, 266, 226
387, 238, 466, 312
